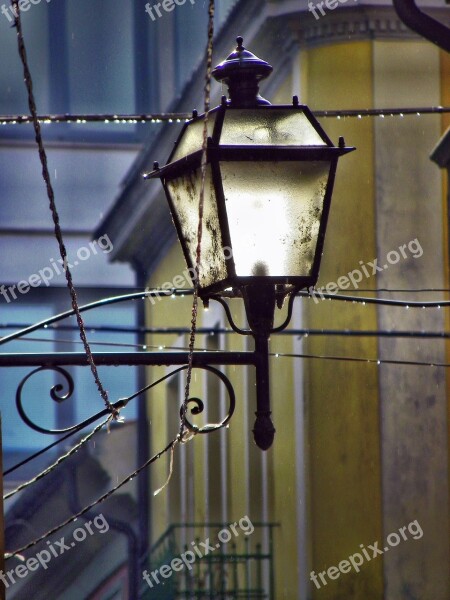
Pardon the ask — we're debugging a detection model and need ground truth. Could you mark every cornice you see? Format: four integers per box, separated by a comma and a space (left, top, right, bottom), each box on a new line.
288, 6, 449, 47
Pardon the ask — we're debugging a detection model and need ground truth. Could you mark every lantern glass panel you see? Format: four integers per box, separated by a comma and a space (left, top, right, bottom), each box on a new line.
219, 109, 327, 146
167, 166, 228, 289
171, 113, 217, 162
220, 161, 331, 277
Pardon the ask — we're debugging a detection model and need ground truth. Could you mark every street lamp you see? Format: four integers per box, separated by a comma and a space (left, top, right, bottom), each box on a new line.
145, 37, 355, 449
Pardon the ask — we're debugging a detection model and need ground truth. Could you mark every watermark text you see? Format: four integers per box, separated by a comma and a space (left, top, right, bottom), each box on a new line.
143, 515, 254, 590
310, 519, 423, 589
2, 514, 109, 588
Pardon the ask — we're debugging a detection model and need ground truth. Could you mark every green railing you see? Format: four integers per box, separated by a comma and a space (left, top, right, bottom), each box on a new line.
142, 522, 279, 600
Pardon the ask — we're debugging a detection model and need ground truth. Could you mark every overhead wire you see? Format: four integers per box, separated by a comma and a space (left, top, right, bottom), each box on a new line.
0, 288, 448, 348
5, 437, 177, 561
1, 106, 449, 125
3, 416, 113, 500
274, 352, 450, 368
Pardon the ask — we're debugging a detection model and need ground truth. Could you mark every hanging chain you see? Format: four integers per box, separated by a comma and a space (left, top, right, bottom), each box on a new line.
179, 0, 215, 439
10, 0, 118, 418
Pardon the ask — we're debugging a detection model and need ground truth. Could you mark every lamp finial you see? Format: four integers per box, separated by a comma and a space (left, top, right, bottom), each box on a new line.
212, 36, 273, 107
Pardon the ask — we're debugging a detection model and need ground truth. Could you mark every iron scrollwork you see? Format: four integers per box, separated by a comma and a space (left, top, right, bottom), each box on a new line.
178, 365, 235, 434
16, 366, 76, 435
14, 363, 235, 438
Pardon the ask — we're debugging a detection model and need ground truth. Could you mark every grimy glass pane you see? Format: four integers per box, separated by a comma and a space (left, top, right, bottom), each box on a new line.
171, 113, 217, 162
167, 166, 228, 289
219, 109, 327, 146
220, 161, 330, 277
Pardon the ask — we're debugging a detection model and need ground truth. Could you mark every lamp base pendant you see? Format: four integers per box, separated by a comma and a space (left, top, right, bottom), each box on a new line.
253, 411, 275, 451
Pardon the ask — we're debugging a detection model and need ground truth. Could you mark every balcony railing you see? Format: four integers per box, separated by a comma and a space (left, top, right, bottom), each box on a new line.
142, 522, 279, 600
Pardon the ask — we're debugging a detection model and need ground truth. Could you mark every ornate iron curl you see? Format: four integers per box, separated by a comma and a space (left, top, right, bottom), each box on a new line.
177, 365, 235, 434
15, 363, 234, 440
16, 366, 78, 435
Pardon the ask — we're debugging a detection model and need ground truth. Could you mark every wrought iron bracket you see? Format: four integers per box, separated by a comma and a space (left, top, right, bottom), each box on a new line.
0, 288, 292, 451
0, 348, 273, 450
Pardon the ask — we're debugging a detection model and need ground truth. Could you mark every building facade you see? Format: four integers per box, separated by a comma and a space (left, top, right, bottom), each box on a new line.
101, 1, 450, 598
1, 0, 448, 598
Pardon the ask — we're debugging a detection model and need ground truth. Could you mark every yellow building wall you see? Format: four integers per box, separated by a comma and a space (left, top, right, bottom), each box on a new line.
301, 41, 384, 599
145, 241, 251, 538
269, 75, 302, 600
143, 35, 449, 599
145, 242, 197, 539
372, 40, 448, 599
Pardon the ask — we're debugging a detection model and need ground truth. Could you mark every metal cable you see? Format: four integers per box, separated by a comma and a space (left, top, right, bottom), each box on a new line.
3, 416, 112, 500
180, 0, 215, 439
10, 0, 117, 419
5, 438, 176, 560
1, 106, 449, 125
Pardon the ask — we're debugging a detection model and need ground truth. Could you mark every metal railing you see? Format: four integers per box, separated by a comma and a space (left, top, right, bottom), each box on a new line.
143, 522, 279, 600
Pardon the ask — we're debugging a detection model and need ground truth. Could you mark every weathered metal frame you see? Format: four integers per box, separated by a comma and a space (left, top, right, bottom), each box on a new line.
146, 102, 354, 296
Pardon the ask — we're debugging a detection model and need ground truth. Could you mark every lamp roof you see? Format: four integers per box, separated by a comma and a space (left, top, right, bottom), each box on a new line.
212, 36, 273, 85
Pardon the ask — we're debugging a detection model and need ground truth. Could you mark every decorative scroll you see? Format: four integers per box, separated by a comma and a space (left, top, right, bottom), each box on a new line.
16, 366, 76, 435
179, 365, 235, 434
14, 363, 235, 437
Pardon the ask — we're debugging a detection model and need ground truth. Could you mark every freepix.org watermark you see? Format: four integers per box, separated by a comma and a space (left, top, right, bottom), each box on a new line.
145, 0, 195, 21
0, 234, 113, 303
1, 0, 51, 23
2, 514, 109, 589
310, 519, 423, 590
308, 0, 357, 21
308, 238, 423, 303
143, 515, 254, 590
145, 246, 233, 305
